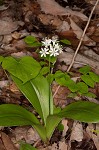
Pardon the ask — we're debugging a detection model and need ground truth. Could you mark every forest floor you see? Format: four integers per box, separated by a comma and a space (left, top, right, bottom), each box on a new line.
0, 0, 99, 149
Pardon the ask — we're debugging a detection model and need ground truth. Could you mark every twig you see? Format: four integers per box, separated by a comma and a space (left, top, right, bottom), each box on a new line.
53, 84, 60, 98
67, 0, 99, 72
53, 0, 99, 98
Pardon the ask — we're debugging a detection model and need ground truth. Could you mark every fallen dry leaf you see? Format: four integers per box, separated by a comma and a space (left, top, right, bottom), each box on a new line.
59, 141, 68, 150
0, 80, 9, 88
70, 18, 95, 46
58, 51, 99, 73
62, 119, 69, 137
0, 19, 18, 35
70, 121, 83, 142
86, 124, 99, 150
1, 132, 18, 150
37, 0, 88, 21
0, 139, 6, 150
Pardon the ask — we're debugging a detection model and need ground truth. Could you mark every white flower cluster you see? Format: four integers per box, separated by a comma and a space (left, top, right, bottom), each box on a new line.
39, 36, 63, 57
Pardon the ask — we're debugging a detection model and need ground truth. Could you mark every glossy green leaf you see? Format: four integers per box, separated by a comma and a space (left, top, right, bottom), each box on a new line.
46, 115, 61, 139
11, 75, 53, 125
89, 72, 99, 82
2, 56, 41, 83
24, 36, 41, 47
81, 75, 95, 88
20, 143, 38, 150
0, 104, 39, 126
11, 75, 43, 121
79, 65, 91, 74
0, 56, 4, 64
58, 101, 99, 123
60, 39, 71, 45
77, 82, 88, 93
30, 75, 53, 124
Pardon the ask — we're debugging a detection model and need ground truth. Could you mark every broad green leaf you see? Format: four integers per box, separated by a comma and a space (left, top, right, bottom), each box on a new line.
79, 65, 91, 74
40, 66, 49, 75
46, 115, 61, 139
0, 56, 4, 64
20, 143, 38, 150
58, 101, 99, 123
77, 82, 88, 93
11, 75, 53, 125
31, 75, 53, 124
11, 75, 43, 121
53, 106, 61, 114
60, 39, 71, 45
81, 75, 95, 88
33, 124, 47, 142
0, 104, 39, 126
2, 56, 41, 83
24, 36, 41, 47
89, 72, 99, 82
82, 92, 96, 98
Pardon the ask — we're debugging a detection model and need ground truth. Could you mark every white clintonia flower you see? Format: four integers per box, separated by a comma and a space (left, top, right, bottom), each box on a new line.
41, 37, 52, 47
40, 36, 63, 57
39, 47, 49, 57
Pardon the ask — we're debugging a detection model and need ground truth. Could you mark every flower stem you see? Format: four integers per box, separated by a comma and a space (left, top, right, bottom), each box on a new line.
48, 56, 51, 115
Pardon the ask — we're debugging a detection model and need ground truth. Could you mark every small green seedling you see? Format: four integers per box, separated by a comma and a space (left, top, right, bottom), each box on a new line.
0, 36, 99, 150
54, 65, 99, 98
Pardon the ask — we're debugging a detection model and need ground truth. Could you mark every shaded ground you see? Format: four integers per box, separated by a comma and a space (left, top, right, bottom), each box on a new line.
0, 0, 99, 149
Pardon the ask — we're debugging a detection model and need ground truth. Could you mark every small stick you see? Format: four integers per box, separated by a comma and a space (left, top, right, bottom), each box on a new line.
67, 0, 99, 72
53, 0, 99, 98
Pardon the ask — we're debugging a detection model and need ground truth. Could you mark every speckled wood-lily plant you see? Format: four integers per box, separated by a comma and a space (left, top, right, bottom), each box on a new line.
0, 36, 99, 148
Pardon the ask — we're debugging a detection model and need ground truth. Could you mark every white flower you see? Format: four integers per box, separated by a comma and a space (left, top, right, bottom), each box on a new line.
49, 44, 59, 57
40, 36, 63, 57
41, 37, 52, 47
39, 47, 49, 57
51, 36, 58, 45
